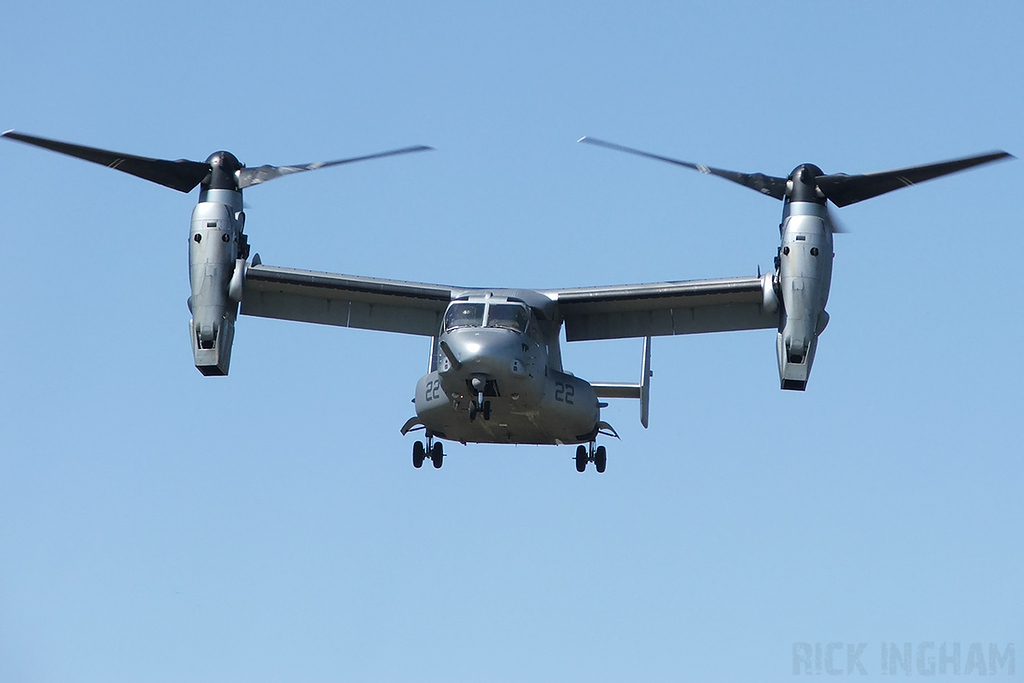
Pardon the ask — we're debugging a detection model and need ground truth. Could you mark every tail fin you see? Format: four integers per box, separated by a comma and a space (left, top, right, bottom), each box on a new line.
591, 336, 652, 428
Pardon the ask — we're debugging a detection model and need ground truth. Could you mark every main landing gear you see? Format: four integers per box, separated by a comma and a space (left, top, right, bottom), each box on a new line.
575, 443, 607, 473
413, 433, 444, 469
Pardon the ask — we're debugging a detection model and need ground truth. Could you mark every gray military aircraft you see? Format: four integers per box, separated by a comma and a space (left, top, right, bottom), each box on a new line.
2, 131, 1013, 472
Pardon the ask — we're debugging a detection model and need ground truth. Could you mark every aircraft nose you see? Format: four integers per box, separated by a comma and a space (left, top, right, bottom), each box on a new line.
442, 328, 521, 374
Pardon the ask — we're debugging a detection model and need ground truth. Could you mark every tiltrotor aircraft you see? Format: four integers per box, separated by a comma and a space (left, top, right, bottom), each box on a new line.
2, 131, 1012, 472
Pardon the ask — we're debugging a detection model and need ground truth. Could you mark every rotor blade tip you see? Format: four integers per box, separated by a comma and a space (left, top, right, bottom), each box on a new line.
1, 129, 14, 137
577, 136, 587, 143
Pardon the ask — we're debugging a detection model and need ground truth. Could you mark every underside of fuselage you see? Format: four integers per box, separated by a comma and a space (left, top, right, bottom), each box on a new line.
414, 368, 601, 446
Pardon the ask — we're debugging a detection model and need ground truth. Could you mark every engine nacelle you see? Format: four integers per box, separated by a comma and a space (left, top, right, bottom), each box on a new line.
188, 191, 244, 376
775, 201, 834, 391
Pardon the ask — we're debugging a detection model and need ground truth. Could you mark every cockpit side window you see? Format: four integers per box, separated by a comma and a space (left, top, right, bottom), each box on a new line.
444, 303, 485, 331
485, 303, 529, 333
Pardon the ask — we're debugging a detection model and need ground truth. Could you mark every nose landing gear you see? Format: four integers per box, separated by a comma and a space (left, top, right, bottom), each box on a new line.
468, 396, 492, 422
574, 443, 607, 473
413, 432, 444, 469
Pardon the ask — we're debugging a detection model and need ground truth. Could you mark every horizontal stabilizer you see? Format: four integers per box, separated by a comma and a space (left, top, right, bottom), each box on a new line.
592, 383, 641, 399
591, 337, 652, 428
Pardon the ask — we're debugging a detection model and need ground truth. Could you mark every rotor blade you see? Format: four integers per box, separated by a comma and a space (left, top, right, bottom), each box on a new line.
816, 150, 1014, 207
578, 136, 788, 200
825, 205, 849, 234
2, 130, 211, 193
237, 145, 434, 189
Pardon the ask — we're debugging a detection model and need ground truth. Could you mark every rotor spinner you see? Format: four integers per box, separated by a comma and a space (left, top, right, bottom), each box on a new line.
204, 151, 244, 191
785, 164, 826, 204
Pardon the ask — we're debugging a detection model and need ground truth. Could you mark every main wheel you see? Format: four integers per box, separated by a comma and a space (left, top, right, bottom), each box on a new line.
413, 441, 425, 468
575, 445, 588, 473
482, 401, 492, 421
469, 403, 477, 421
431, 442, 444, 469
595, 445, 607, 473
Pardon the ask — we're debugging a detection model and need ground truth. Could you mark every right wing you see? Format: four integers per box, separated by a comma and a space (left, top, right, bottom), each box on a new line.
241, 263, 456, 336
549, 275, 777, 342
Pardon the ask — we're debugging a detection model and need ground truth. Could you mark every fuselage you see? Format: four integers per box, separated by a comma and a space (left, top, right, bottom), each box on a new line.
414, 293, 601, 445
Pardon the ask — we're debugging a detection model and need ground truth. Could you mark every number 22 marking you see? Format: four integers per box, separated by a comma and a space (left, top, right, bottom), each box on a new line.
424, 379, 441, 402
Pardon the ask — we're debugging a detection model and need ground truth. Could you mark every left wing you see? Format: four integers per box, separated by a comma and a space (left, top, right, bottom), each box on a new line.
241, 263, 455, 336
549, 275, 777, 342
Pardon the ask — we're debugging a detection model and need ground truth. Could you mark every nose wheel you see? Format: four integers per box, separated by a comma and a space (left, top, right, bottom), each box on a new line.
413, 433, 444, 469
574, 443, 607, 473
468, 397, 492, 422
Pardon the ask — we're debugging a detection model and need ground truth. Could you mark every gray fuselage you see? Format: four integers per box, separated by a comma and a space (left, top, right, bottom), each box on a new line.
414, 294, 601, 445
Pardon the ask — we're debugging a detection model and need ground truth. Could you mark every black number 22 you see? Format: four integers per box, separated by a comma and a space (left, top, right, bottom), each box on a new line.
424, 379, 441, 402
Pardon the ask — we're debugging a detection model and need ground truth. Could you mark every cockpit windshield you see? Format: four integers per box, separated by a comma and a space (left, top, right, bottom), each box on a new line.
486, 303, 529, 333
444, 303, 485, 331
443, 301, 531, 333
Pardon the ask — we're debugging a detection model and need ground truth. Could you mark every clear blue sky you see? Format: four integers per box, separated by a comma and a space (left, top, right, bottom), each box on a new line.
2, 3, 1022, 681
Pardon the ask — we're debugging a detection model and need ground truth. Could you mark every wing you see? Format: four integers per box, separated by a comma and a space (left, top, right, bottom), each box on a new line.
242, 263, 455, 336
550, 275, 777, 341
242, 263, 777, 341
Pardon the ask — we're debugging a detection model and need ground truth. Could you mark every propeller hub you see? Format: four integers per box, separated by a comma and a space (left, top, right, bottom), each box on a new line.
787, 163, 825, 204
204, 151, 244, 191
